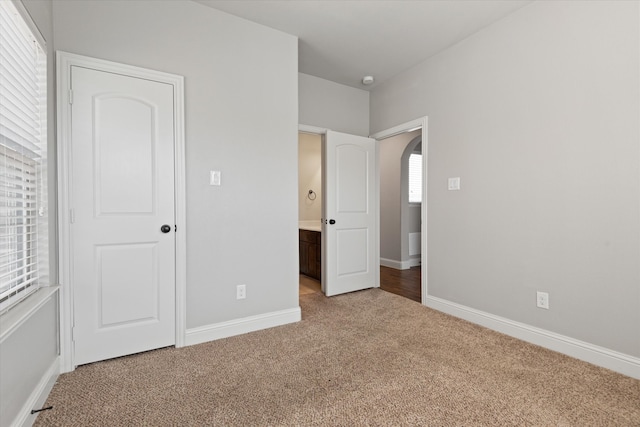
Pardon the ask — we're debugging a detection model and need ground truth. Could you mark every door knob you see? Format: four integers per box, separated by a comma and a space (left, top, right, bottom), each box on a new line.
160, 224, 171, 233
329, 219, 336, 225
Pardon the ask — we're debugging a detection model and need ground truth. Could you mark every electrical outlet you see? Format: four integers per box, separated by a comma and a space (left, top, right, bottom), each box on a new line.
210, 170, 221, 186
536, 291, 549, 309
236, 284, 246, 300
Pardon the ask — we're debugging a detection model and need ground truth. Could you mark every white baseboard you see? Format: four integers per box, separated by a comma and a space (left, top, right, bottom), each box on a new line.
185, 307, 302, 347
426, 296, 640, 380
14, 357, 59, 427
380, 258, 421, 270
380, 258, 405, 269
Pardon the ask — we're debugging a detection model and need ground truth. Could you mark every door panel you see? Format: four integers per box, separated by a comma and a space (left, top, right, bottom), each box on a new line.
336, 145, 368, 212
336, 228, 369, 275
95, 96, 155, 214
71, 66, 175, 365
97, 243, 158, 327
324, 130, 378, 296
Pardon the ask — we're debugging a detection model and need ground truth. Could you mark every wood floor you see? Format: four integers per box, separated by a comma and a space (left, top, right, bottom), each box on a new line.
299, 265, 421, 302
379, 265, 421, 302
299, 274, 321, 295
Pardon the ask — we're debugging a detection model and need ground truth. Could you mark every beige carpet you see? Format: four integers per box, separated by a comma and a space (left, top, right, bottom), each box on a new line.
35, 289, 639, 426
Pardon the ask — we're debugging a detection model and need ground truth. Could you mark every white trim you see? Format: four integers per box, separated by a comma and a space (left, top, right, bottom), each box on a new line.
185, 307, 302, 346
56, 52, 72, 373
370, 117, 426, 141
408, 258, 421, 268
10, 0, 46, 49
371, 117, 428, 305
172, 63, 187, 349
56, 51, 187, 372
380, 258, 404, 270
380, 257, 420, 270
375, 138, 381, 287
0, 287, 59, 344
380, 258, 421, 270
12, 357, 59, 427
426, 296, 640, 380
298, 124, 327, 135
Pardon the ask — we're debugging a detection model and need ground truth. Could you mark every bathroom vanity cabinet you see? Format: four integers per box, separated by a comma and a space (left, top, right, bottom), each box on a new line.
299, 229, 321, 280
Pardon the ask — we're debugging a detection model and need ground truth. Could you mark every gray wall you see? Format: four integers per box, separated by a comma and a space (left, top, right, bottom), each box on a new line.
299, 73, 369, 136
379, 130, 420, 263
298, 133, 322, 221
52, 0, 299, 329
0, 295, 58, 427
400, 139, 422, 263
371, 1, 640, 357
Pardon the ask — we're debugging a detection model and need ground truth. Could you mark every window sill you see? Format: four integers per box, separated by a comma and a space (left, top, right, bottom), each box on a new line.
0, 286, 59, 343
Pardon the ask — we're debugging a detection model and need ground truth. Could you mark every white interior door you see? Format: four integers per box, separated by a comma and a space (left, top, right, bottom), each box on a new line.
70, 65, 176, 365
323, 130, 378, 296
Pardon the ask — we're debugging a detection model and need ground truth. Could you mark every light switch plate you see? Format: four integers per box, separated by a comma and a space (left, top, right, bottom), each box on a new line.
210, 170, 221, 186
448, 177, 460, 191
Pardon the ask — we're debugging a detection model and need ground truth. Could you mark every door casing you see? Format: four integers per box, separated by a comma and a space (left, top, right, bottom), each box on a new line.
370, 117, 428, 305
299, 117, 428, 304
57, 51, 187, 373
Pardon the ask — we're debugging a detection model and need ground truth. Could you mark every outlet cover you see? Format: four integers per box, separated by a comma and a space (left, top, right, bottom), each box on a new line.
236, 284, 246, 300
536, 291, 549, 309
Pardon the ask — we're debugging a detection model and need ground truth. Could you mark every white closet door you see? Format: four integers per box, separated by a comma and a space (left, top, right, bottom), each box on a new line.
70, 65, 176, 365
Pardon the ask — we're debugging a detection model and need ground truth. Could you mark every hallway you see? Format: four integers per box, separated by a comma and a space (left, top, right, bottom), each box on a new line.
299, 266, 421, 302
379, 266, 421, 302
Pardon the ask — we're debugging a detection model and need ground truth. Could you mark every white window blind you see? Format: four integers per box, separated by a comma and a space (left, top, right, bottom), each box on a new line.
408, 153, 422, 204
0, 0, 47, 312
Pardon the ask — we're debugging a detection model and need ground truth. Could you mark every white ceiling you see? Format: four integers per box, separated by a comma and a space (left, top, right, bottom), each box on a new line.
195, 0, 533, 90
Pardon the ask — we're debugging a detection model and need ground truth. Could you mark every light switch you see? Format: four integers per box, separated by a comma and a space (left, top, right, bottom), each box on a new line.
448, 177, 460, 191
210, 170, 221, 186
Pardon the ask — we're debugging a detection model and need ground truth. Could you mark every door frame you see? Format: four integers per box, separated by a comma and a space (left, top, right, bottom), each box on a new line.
370, 117, 428, 305
297, 127, 326, 292
300, 119, 428, 301
56, 51, 187, 373
299, 124, 381, 294
298, 125, 328, 294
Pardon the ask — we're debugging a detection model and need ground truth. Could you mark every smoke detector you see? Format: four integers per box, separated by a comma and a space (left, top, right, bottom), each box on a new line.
362, 75, 375, 85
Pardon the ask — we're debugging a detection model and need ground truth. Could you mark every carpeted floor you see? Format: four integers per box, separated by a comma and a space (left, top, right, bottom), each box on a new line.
35, 289, 639, 426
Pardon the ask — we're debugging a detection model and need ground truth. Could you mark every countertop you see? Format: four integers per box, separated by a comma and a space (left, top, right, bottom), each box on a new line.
299, 221, 321, 232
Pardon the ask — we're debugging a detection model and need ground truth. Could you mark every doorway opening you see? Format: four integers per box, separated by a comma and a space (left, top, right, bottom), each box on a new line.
298, 132, 322, 298
378, 130, 422, 302
296, 120, 427, 303
372, 117, 428, 305
297, 127, 379, 299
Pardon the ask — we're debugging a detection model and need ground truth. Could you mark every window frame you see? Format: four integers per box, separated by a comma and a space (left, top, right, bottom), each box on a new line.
408, 152, 422, 204
0, 0, 48, 313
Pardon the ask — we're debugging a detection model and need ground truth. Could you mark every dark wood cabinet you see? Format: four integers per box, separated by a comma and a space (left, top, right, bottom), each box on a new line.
299, 229, 321, 280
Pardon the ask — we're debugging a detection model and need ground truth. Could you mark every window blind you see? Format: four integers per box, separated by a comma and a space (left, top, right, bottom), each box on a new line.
408, 153, 422, 204
0, 0, 47, 312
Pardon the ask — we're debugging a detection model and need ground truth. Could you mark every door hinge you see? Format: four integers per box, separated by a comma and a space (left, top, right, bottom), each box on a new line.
69, 208, 75, 224
175, 225, 177, 232
71, 326, 75, 341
